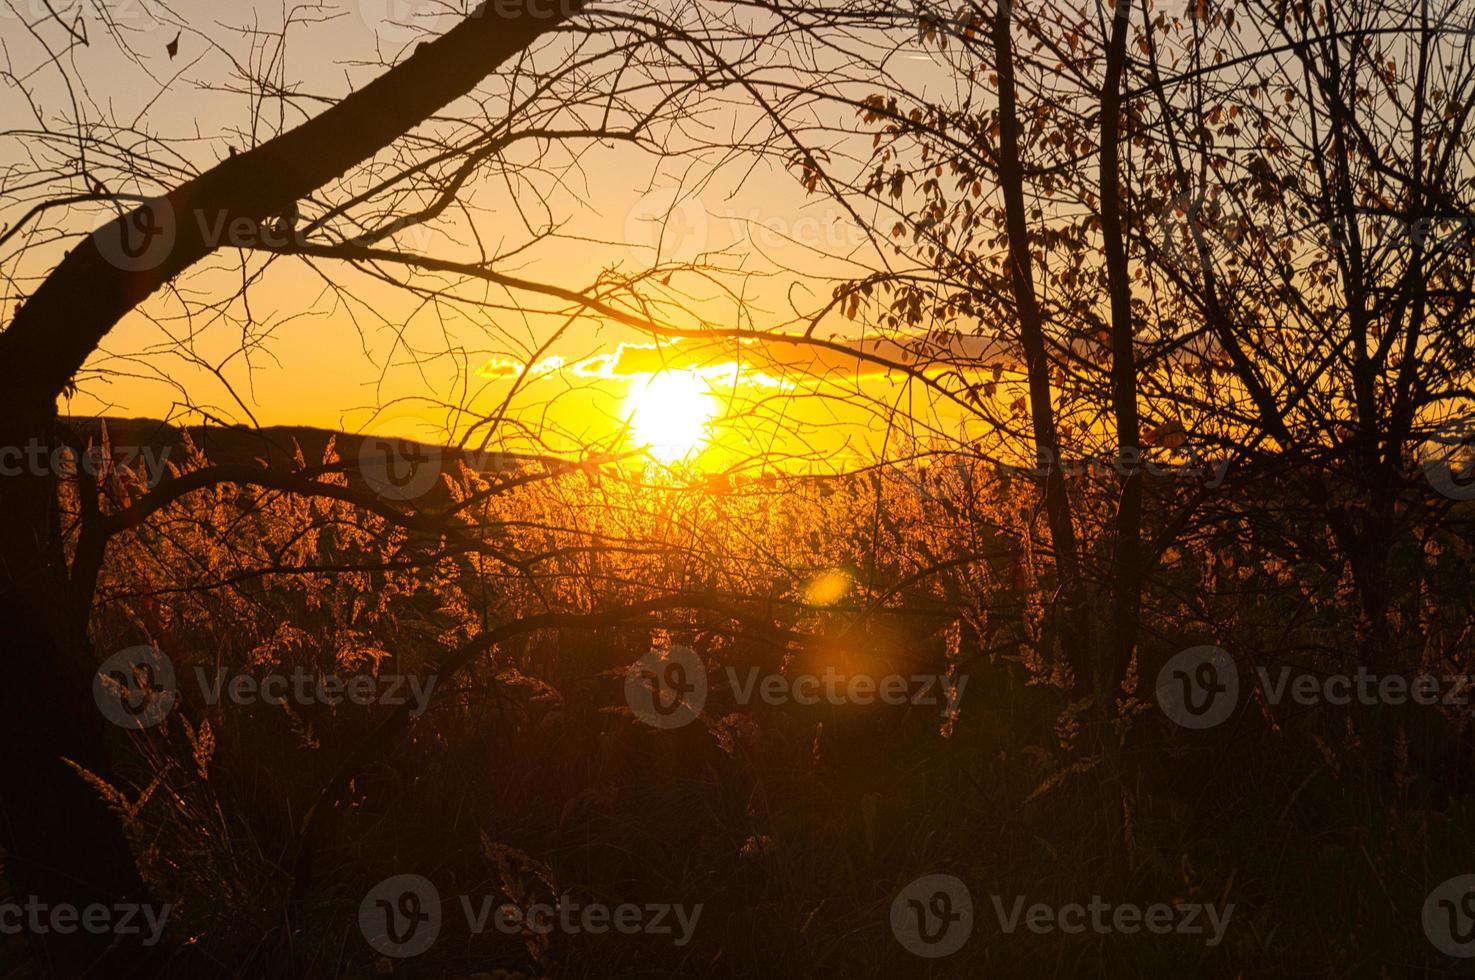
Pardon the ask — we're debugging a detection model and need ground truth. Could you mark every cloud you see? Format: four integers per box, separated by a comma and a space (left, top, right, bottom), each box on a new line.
478, 341, 794, 390
474, 333, 1023, 390
475, 355, 566, 380
760, 333, 1021, 379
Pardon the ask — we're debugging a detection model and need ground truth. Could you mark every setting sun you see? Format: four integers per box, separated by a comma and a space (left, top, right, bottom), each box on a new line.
625, 371, 719, 463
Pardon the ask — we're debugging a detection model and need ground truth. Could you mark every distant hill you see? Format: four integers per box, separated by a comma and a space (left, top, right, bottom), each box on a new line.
64, 417, 347, 470
60, 416, 536, 479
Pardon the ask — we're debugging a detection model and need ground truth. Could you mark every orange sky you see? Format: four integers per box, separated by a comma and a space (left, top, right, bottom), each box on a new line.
0, 1, 996, 471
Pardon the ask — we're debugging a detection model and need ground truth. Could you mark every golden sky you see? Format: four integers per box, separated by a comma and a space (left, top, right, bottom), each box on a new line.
0, 1, 996, 472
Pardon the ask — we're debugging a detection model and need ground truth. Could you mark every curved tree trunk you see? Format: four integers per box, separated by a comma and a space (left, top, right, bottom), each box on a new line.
0, 2, 580, 972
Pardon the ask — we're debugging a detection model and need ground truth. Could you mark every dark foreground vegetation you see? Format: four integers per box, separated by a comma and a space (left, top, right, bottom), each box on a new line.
3, 423, 1470, 977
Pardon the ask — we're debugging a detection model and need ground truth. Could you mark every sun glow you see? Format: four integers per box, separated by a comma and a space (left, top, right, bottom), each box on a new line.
625, 371, 720, 463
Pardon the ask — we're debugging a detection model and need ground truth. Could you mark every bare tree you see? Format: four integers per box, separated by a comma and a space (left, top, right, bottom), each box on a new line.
0, 1, 646, 968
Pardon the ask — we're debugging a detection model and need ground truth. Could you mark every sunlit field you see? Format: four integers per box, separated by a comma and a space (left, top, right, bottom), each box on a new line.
2, 420, 1466, 977
2, 0, 1475, 976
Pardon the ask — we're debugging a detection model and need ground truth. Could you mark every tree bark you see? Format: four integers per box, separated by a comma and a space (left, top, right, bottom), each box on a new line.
1099, 1, 1143, 699
992, 0, 1090, 685
0, 413, 162, 977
